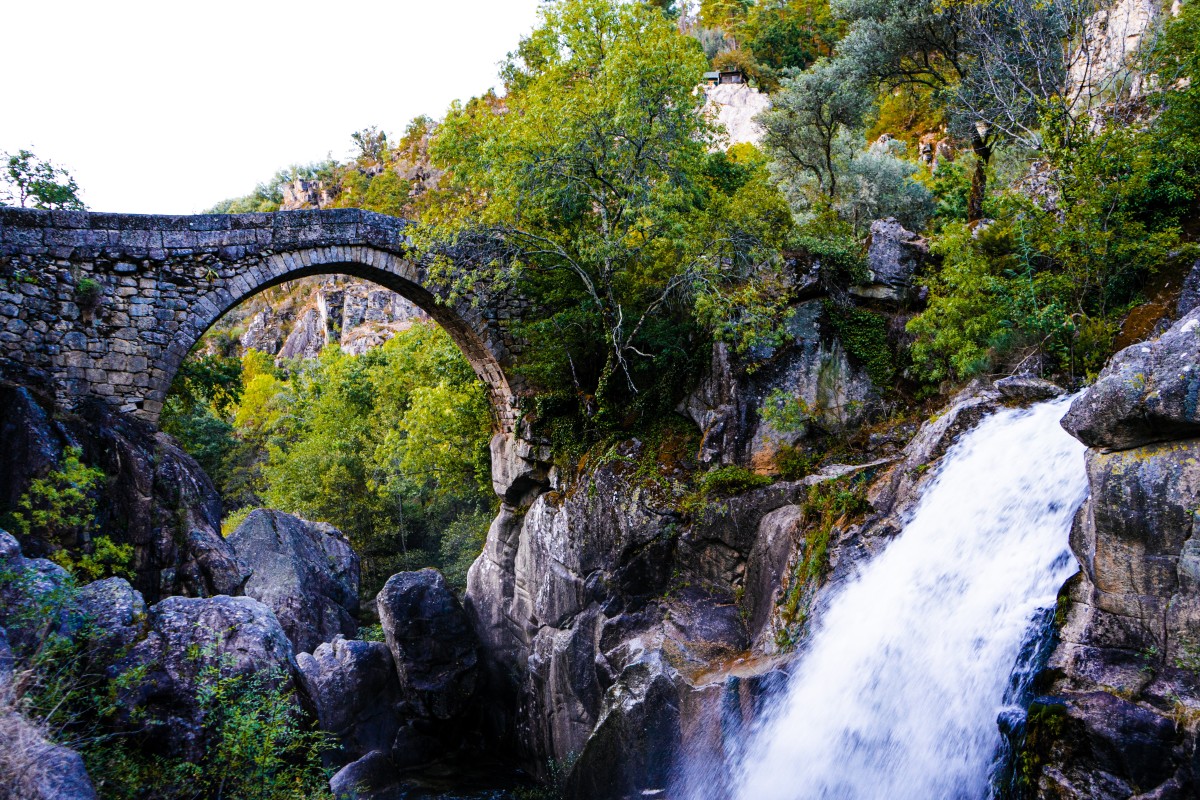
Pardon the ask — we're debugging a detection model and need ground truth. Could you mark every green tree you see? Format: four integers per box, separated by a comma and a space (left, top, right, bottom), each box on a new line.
1, 149, 86, 209
744, 0, 840, 73
760, 57, 870, 201
425, 0, 785, 431
230, 324, 494, 594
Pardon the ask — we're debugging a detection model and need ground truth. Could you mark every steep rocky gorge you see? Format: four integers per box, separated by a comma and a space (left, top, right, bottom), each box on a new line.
2, 221, 1200, 799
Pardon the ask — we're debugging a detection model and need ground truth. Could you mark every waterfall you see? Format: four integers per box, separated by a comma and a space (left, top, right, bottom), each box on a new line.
730, 396, 1087, 800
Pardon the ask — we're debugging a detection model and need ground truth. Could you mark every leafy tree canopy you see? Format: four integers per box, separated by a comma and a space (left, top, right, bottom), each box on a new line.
1, 148, 86, 210
422, 0, 793, 438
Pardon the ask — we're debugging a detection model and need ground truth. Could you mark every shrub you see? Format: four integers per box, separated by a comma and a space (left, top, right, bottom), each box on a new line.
697, 465, 773, 496
75, 276, 102, 308
823, 301, 895, 387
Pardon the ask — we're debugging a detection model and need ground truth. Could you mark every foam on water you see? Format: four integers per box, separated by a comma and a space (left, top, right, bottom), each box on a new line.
728, 396, 1087, 800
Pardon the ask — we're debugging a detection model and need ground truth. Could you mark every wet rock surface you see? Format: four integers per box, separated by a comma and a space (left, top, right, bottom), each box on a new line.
1062, 307, 1200, 450
1026, 309, 1200, 798
464, 383, 1004, 795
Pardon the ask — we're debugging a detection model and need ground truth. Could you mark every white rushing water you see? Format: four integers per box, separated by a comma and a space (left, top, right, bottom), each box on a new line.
732, 396, 1088, 800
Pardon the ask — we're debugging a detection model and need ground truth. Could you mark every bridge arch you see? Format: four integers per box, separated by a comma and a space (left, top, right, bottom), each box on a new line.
163, 245, 517, 433
0, 208, 526, 436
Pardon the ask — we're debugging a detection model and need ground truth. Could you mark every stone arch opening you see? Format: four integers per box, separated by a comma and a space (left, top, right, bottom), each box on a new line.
154, 245, 517, 435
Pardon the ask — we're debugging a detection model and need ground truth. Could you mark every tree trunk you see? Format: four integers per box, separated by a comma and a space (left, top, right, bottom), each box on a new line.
968, 132, 992, 223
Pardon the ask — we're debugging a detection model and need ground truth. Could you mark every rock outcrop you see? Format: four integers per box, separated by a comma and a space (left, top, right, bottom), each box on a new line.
1022, 309, 1200, 798
704, 82, 770, 147
680, 300, 881, 472
377, 569, 479, 721
1062, 307, 1200, 450
238, 278, 431, 364
0, 374, 247, 601
109, 594, 300, 761
297, 636, 406, 766
851, 217, 930, 303
227, 509, 360, 654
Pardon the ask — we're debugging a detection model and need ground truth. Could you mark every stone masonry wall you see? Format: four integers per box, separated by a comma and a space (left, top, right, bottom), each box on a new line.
0, 208, 528, 433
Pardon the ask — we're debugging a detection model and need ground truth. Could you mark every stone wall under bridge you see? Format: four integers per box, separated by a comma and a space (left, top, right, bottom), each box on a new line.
0, 207, 549, 500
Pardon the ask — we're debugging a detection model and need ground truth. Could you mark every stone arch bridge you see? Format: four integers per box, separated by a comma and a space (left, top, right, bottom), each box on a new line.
0, 208, 535, 468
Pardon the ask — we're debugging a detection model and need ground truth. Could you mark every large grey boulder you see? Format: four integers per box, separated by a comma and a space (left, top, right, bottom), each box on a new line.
296, 636, 405, 765
851, 218, 929, 302
227, 509, 360, 654
994, 374, 1065, 402
76, 577, 147, 665
0, 530, 77, 653
110, 594, 298, 760
177, 525, 249, 600
329, 750, 407, 800
377, 569, 479, 721
1062, 307, 1200, 450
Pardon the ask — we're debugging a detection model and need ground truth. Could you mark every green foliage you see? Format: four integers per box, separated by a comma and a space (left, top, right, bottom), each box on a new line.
161, 353, 246, 499
175, 653, 330, 800
0, 560, 330, 800
908, 115, 1196, 386
7, 447, 127, 580
776, 444, 818, 480
696, 465, 773, 496
438, 508, 494, 592
221, 505, 257, 537
920, 160, 972, 230
743, 0, 840, 74
823, 300, 895, 386
1, 148, 86, 210
53, 535, 134, 583
762, 387, 815, 434
790, 227, 869, 292
761, 60, 931, 232
424, 0, 789, 444
75, 276, 102, 307
166, 322, 496, 597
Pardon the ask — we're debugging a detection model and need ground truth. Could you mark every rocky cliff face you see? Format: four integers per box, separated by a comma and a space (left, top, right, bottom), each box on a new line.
235, 278, 429, 362
1016, 308, 1200, 799
466, 374, 1022, 796
0, 364, 246, 602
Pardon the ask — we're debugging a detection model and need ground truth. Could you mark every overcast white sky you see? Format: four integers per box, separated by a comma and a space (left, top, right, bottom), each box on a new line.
3, 0, 543, 214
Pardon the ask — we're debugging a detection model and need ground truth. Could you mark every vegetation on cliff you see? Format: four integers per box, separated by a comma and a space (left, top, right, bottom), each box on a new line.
180, 0, 1200, 579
